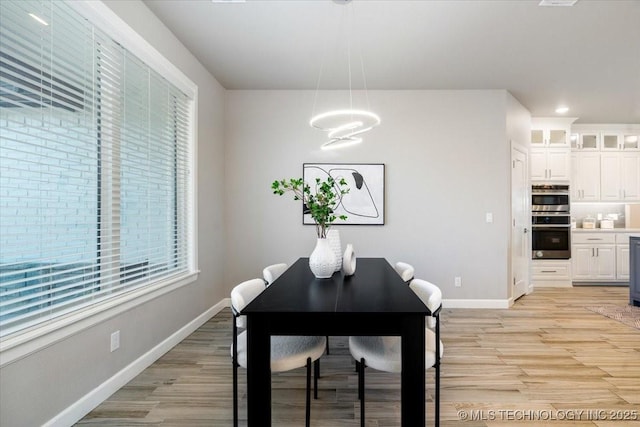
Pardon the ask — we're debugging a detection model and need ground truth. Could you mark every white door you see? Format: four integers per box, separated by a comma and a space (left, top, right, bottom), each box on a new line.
511, 143, 529, 300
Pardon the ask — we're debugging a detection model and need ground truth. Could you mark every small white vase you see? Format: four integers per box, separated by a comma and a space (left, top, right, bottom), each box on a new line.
326, 229, 343, 272
309, 237, 337, 279
343, 243, 356, 276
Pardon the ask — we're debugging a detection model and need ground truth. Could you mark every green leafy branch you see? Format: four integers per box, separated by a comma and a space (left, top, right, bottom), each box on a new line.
272, 176, 349, 238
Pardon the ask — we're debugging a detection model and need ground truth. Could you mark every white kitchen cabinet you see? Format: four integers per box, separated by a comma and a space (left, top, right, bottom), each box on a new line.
531, 118, 575, 182
600, 152, 640, 201
616, 245, 630, 280
572, 245, 616, 280
571, 152, 600, 201
601, 133, 620, 151
620, 154, 640, 200
530, 149, 547, 181
621, 133, 640, 151
601, 132, 640, 151
573, 132, 600, 150
570, 125, 640, 202
615, 233, 632, 281
531, 147, 570, 182
531, 128, 569, 147
531, 260, 572, 287
572, 233, 616, 281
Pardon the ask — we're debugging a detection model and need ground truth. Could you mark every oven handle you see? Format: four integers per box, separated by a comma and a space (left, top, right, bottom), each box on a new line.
531, 224, 571, 228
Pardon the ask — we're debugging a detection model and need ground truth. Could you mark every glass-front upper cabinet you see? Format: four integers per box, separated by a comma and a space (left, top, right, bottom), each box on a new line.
548, 129, 567, 145
570, 133, 580, 149
574, 132, 599, 150
531, 128, 569, 147
601, 133, 620, 150
601, 132, 640, 151
621, 133, 640, 150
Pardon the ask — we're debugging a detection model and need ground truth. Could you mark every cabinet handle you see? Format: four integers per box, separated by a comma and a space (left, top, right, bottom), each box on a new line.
596, 248, 599, 257
587, 238, 603, 240
541, 270, 557, 273
592, 248, 595, 257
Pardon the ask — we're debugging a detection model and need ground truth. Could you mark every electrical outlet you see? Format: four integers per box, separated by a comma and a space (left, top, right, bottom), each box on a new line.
454, 276, 462, 287
486, 212, 493, 223
110, 330, 120, 352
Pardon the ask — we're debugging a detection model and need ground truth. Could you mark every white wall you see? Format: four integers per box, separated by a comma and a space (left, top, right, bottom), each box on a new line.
0, 1, 227, 426
225, 89, 522, 303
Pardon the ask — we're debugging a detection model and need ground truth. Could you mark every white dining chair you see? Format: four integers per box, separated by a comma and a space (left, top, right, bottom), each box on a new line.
394, 261, 415, 283
262, 262, 288, 286
231, 278, 326, 427
348, 278, 443, 427
263, 262, 333, 355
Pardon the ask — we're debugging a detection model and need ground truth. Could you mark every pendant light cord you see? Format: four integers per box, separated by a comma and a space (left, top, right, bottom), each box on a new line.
352, 2, 372, 111
346, 3, 353, 112
310, 29, 327, 120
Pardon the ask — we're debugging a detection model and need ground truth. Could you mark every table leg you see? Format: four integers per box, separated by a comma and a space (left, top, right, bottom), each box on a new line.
401, 314, 425, 427
246, 315, 271, 426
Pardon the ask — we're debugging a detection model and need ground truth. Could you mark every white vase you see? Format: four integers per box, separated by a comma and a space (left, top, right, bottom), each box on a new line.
309, 238, 337, 279
343, 243, 356, 276
326, 229, 342, 272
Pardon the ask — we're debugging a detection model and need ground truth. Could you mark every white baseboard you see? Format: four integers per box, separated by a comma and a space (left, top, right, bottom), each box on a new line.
43, 300, 228, 427
442, 299, 511, 309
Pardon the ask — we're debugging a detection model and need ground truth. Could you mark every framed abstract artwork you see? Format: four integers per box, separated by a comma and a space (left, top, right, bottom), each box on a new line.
303, 163, 385, 225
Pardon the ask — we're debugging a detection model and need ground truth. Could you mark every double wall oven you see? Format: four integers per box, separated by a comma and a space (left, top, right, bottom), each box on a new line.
531, 184, 571, 259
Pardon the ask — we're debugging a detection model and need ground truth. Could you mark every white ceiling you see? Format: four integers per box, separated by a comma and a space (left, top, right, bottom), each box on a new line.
143, 0, 640, 124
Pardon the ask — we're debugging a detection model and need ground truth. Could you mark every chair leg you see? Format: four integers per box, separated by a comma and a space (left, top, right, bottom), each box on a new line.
355, 360, 361, 399
435, 312, 441, 427
359, 358, 365, 427
232, 322, 238, 427
435, 360, 440, 427
232, 360, 238, 427
306, 357, 311, 427
314, 358, 320, 399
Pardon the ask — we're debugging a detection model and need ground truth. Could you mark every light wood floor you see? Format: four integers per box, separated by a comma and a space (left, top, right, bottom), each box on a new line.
76, 286, 640, 426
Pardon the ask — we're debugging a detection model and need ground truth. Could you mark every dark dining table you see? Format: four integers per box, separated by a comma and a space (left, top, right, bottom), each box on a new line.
241, 257, 430, 426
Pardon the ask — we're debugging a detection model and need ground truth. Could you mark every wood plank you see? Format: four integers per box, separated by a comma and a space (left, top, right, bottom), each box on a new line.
77, 286, 640, 426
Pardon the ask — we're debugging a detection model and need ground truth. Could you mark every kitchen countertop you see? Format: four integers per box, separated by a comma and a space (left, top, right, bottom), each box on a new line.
572, 228, 640, 233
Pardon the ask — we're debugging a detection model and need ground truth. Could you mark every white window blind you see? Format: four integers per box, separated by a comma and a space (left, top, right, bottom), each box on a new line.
0, 0, 195, 338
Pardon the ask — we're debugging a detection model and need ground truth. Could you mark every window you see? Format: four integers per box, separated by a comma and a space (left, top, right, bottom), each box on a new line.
0, 0, 196, 341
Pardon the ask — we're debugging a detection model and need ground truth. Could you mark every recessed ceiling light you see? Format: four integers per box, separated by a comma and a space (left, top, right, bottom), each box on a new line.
555, 106, 570, 114
539, 0, 578, 6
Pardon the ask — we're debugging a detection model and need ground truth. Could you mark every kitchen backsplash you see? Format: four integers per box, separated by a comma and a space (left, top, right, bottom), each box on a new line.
570, 203, 626, 228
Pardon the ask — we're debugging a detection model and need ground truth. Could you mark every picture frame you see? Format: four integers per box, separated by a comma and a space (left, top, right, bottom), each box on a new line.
302, 163, 385, 226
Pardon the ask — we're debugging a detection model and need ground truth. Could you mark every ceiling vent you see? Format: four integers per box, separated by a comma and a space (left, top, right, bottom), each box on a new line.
539, 0, 579, 6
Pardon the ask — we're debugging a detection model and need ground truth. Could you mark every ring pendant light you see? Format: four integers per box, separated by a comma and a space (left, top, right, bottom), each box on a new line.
310, 0, 380, 150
